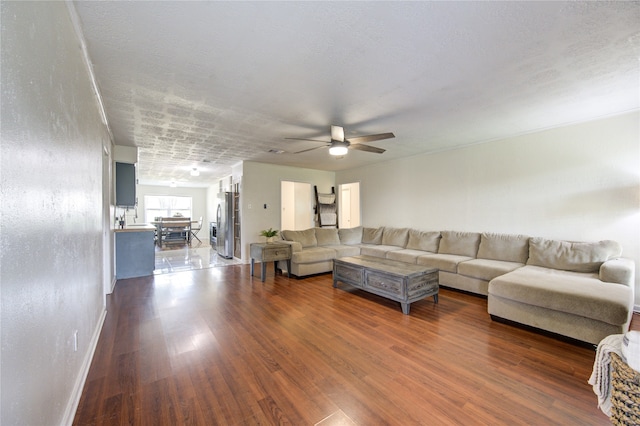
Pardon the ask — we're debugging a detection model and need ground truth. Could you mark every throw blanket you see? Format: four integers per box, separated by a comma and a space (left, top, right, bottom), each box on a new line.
589, 334, 624, 416
622, 331, 640, 372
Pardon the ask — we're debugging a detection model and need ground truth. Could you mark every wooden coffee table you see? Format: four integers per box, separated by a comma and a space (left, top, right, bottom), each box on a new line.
333, 255, 438, 314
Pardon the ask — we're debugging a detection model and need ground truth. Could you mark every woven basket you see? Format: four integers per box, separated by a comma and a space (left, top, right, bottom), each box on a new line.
610, 352, 640, 425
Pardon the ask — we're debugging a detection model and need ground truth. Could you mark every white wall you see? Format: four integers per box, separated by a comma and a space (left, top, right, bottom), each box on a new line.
240, 161, 335, 262
337, 112, 640, 305
1, 2, 109, 424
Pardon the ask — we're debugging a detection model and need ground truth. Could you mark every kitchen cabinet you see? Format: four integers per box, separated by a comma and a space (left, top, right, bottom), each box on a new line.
115, 162, 136, 207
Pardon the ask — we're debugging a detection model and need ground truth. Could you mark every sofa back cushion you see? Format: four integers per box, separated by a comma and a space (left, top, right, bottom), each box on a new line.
527, 238, 622, 273
477, 233, 529, 263
362, 227, 384, 244
381, 227, 410, 247
315, 228, 340, 246
406, 230, 441, 252
281, 228, 317, 248
438, 231, 481, 257
338, 226, 363, 245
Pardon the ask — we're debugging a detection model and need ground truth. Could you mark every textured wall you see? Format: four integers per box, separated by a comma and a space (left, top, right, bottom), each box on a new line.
1, 2, 108, 424
337, 112, 640, 305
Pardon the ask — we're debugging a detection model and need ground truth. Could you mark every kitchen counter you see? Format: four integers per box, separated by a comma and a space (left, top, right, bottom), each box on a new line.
115, 225, 155, 279
114, 224, 156, 232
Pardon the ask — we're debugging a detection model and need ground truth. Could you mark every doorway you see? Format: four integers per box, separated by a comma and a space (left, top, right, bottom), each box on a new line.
338, 182, 361, 228
281, 181, 313, 231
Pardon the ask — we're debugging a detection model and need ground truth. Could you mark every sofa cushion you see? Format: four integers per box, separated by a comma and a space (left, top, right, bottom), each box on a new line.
406, 230, 441, 252
360, 244, 403, 259
489, 265, 632, 325
381, 227, 410, 247
282, 228, 317, 248
291, 247, 336, 264
362, 227, 384, 244
325, 244, 360, 258
458, 259, 524, 282
438, 231, 481, 257
386, 249, 431, 264
417, 253, 474, 273
477, 233, 529, 264
315, 228, 340, 246
338, 226, 363, 245
527, 238, 622, 273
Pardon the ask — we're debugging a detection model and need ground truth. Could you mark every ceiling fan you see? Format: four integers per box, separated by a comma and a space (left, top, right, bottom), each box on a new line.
286, 125, 395, 156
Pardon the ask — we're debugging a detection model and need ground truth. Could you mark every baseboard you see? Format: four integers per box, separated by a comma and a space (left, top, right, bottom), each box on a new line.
61, 306, 107, 426
635, 304, 640, 313
110, 276, 117, 293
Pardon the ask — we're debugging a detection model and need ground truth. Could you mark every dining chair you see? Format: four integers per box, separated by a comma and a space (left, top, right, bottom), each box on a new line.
190, 216, 203, 243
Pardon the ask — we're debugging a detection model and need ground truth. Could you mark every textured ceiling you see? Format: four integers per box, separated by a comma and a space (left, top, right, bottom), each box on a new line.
72, 1, 640, 187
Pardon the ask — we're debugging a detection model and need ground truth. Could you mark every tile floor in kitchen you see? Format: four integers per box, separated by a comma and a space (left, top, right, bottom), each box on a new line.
154, 243, 240, 274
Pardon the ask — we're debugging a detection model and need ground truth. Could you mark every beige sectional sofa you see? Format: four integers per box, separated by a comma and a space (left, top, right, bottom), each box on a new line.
279, 226, 635, 345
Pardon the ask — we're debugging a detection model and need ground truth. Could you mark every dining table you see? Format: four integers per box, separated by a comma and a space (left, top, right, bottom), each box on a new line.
151, 218, 195, 246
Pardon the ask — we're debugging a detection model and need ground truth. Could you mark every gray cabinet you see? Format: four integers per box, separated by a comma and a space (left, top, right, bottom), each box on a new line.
115, 162, 136, 207
115, 229, 155, 279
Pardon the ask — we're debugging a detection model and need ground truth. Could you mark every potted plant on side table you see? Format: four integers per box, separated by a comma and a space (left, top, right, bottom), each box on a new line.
260, 228, 279, 243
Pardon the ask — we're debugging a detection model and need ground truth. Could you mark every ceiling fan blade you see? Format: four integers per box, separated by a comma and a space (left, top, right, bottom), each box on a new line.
293, 145, 327, 154
285, 137, 329, 143
330, 125, 345, 142
349, 143, 385, 154
346, 132, 395, 144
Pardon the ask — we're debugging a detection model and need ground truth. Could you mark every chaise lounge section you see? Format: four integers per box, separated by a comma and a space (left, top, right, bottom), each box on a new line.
278, 226, 635, 345
488, 238, 635, 344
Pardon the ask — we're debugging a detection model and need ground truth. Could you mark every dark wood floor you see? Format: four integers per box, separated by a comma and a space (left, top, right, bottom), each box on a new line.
74, 263, 639, 425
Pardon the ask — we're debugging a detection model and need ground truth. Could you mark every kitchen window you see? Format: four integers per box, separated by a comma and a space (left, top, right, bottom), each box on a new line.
145, 195, 192, 222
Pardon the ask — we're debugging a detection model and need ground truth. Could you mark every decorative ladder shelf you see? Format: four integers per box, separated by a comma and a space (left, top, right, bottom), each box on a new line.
315, 186, 338, 228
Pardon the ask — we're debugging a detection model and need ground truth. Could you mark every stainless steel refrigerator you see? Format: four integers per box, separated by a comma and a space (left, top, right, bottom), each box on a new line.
216, 192, 234, 258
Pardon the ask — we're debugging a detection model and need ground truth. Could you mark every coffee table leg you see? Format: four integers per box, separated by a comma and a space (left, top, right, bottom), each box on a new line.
401, 303, 410, 315
251, 259, 255, 277
261, 262, 266, 282
434, 294, 439, 304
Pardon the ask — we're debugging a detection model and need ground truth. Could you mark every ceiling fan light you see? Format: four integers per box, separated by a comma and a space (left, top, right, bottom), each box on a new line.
329, 142, 348, 156
329, 146, 348, 156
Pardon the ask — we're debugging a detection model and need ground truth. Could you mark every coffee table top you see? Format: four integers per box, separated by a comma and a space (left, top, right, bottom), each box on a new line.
335, 255, 437, 276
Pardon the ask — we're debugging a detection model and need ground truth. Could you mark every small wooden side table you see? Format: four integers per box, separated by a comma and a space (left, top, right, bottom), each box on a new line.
250, 242, 292, 282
